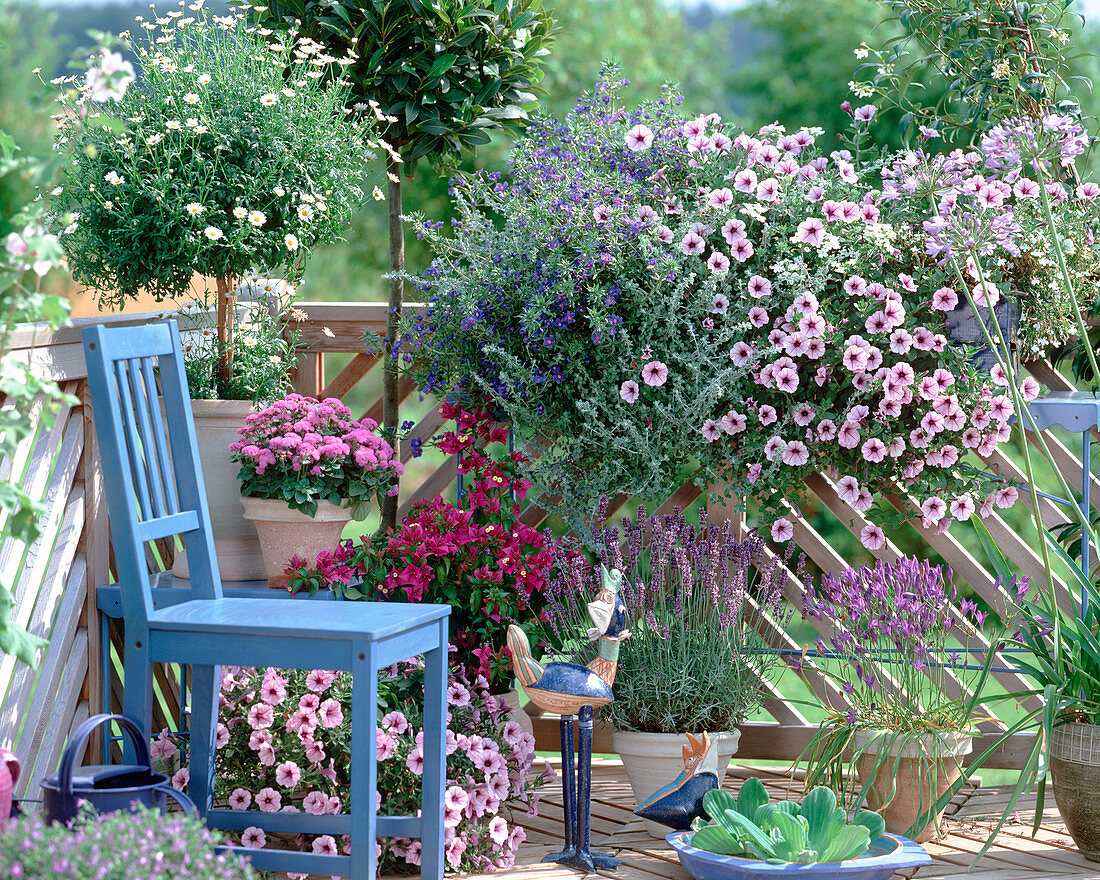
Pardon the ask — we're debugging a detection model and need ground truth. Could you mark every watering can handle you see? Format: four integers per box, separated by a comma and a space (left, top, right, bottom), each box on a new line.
57, 714, 152, 798
156, 783, 197, 815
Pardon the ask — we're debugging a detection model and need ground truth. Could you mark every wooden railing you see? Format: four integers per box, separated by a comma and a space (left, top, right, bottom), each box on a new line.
1, 302, 1092, 792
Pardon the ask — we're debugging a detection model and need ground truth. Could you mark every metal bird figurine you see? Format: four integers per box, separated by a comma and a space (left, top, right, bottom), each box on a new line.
507, 566, 630, 873
633, 732, 720, 831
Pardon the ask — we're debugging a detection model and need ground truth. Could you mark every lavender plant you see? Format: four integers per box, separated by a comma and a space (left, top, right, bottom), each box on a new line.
544, 506, 793, 733
0, 803, 256, 880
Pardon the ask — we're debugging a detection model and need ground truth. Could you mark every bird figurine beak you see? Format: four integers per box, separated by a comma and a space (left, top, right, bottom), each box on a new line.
586, 595, 613, 639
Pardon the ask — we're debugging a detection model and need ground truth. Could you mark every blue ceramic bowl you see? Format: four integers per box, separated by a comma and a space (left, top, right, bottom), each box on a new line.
666, 830, 931, 880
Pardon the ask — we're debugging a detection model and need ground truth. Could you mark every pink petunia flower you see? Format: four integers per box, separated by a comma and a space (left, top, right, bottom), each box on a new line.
860, 524, 886, 551
782, 440, 809, 466
241, 826, 266, 849
228, 788, 252, 810
701, 419, 722, 442
795, 217, 826, 246
641, 361, 669, 387
275, 760, 301, 789
625, 124, 654, 151
256, 787, 282, 812
770, 518, 795, 542
620, 379, 640, 403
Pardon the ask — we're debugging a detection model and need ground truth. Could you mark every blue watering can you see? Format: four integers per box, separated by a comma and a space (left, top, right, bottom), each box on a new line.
40, 713, 195, 823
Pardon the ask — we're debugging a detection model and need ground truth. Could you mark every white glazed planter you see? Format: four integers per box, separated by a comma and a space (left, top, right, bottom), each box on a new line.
240, 497, 353, 589
172, 399, 264, 581
613, 728, 741, 839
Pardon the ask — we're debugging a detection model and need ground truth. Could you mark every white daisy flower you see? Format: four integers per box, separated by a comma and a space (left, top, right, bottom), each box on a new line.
284, 233, 299, 251
233, 206, 248, 219
183, 92, 200, 104
273, 186, 285, 197
259, 93, 278, 107
248, 210, 266, 227
296, 205, 314, 221
196, 72, 211, 85
165, 120, 182, 131
204, 226, 223, 241
104, 171, 123, 185
185, 202, 204, 216
281, 87, 295, 98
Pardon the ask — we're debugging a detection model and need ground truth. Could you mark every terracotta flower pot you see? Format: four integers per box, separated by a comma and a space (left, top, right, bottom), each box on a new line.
852, 728, 972, 843
1050, 720, 1100, 861
613, 728, 741, 839
0, 748, 18, 825
172, 399, 265, 581
240, 497, 353, 589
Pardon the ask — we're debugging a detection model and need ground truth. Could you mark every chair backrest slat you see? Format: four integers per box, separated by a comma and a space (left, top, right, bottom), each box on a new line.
126, 357, 170, 519
83, 320, 224, 625
141, 358, 179, 515
114, 360, 155, 522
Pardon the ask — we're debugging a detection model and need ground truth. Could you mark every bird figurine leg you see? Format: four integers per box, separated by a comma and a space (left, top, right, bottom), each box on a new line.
575, 705, 620, 870
543, 714, 578, 865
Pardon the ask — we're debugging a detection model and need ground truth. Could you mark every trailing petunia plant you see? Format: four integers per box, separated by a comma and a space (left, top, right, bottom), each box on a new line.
405, 71, 1072, 538
154, 662, 550, 874
50, 4, 373, 394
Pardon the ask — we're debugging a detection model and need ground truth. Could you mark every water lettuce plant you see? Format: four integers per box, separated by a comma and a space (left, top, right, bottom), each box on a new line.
689, 778, 887, 864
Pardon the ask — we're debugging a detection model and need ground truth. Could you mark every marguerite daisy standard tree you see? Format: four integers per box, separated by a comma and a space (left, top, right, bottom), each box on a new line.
52, 2, 374, 395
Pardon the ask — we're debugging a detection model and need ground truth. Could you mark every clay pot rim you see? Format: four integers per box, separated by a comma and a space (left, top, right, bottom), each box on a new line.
851, 727, 974, 759
240, 496, 352, 523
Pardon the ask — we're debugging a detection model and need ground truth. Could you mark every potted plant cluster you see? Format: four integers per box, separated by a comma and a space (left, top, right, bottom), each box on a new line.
50, 3, 374, 579
154, 661, 549, 873
541, 506, 791, 838
401, 69, 1088, 539
229, 393, 403, 587
798, 557, 990, 842
283, 404, 560, 726
0, 802, 257, 879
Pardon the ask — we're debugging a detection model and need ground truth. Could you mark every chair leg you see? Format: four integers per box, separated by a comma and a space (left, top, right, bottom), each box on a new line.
351, 644, 378, 880
188, 664, 220, 818
420, 620, 447, 880
121, 629, 154, 764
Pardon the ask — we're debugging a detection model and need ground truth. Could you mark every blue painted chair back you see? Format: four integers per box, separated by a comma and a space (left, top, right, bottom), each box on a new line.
83, 320, 223, 625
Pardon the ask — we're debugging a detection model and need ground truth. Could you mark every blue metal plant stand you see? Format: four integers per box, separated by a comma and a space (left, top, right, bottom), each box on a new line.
1016, 392, 1100, 613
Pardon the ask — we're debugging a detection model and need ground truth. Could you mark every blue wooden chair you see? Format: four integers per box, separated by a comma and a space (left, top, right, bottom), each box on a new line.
82, 319, 450, 880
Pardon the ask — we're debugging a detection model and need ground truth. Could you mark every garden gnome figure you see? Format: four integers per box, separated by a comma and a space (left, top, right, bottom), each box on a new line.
506, 566, 630, 872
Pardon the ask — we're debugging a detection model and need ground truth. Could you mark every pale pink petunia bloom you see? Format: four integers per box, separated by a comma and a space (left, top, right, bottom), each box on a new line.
625, 124, 654, 151
748, 307, 769, 327
620, 379, 640, 403
1020, 376, 1042, 401
931, 287, 958, 311
489, 816, 510, 845
758, 404, 778, 425
782, 440, 809, 466
319, 698, 344, 728
971, 280, 1001, 308
720, 411, 747, 434
837, 475, 861, 504
303, 790, 328, 815
861, 438, 887, 463
708, 252, 731, 274
637, 205, 659, 224
593, 204, 612, 224
921, 496, 947, 522
795, 217, 826, 246
376, 728, 397, 761
228, 788, 252, 810
306, 670, 336, 692
746, 463, 763, 483
641, 360, 669, 387
771, 518, 795, 542
860, 524, 886, 551
979, 495, 996, 518
843, 275, 867, 295
247, 702, 274, 730
1014, 177, 1040, 199
681, 231, 706, 255
721, 218, 747, 244
951, 495, 976, 521
774, 367, 799, 393
817, 419, 837, 441
756, 177, 780, 202
764, 436, 786, 461
837, 421, 861, 449
313, 835, 339, 856
241, 826, 266, 849
701, 419, 722, 442
729, 342, 754, 366
852, 489, 874, 512
256, 787, 282, 812
406, 746, 425, 775
215, 723, 230, 749
733, 168, 758, 193
707, 187, 735, 209
854, 104, 876, 122
731, 238, 754, 261
990, 364, 1009, 387
655, 225, 675, 244
275, 760, 301, 789
995, 485, 1020, 509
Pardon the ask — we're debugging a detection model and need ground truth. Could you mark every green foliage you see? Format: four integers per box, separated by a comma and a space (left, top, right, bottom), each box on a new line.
51, 6, 372, 307
0, 130, 72, 667
689, 779, 886, 863
0, 4, 66, 239
864, 0, 1093, 142
254, 0, 556, 170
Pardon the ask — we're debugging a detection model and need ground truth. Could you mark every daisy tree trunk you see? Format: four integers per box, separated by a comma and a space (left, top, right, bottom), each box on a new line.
215, 273, 236, 391
381, 156, 403, 533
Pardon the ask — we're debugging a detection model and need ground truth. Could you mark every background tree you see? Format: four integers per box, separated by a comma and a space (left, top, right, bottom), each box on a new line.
256, 0, 557, 533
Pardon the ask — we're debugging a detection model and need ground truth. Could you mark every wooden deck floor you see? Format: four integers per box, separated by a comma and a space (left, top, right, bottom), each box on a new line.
477, 760, 1100, 880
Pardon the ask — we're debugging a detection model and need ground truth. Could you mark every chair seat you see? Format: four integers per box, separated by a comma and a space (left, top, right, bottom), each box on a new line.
150, 597, 450, 640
